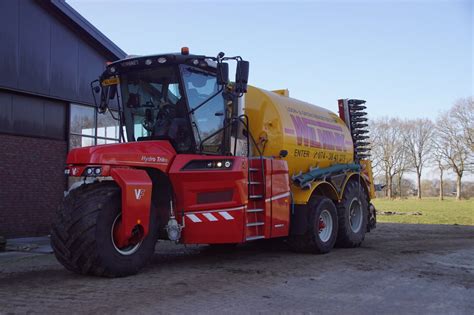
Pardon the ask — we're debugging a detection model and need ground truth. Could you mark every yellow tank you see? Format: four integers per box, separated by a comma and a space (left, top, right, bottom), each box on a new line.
244, 85, 354, 178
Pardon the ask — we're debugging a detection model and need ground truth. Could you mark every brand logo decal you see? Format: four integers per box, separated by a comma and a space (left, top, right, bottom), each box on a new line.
289, 114, 348, 152
121, 60, 139, 67
134, 189, 145, 200
141, 155, 168, 164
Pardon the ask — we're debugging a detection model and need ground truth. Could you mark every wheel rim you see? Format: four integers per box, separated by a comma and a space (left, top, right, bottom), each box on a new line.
349, 198, 363, 233
318, 210, 333, 242
111, 214, 143, 256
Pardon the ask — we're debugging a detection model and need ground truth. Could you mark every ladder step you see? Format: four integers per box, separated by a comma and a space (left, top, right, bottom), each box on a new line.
247, 222, 264, 227
249, 195, 263, 199
246, 235, 265, 241
246, 208, 264, 213
249, 181, 262, 185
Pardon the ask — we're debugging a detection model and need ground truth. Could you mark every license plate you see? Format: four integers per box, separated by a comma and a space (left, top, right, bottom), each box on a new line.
102, 77, 120, 86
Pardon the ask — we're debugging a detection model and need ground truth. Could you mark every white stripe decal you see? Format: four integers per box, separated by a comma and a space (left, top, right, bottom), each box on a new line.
187, 214, 202, 223
203, 213, 218, 221
219, 211, 234, 220
186, 206, 245, 215
265, 192, 291, 203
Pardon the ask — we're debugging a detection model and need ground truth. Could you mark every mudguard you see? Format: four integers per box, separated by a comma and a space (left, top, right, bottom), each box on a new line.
111, 168, 152, 247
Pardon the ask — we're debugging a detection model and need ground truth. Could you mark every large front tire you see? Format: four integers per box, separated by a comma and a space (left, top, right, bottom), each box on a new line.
336, 180, 369, 248
288, 196, 338, 254
51, 182, 159, 277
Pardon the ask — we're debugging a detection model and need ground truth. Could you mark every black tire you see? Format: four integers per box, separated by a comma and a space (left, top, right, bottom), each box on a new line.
288, 196, 338, 254
336, 180, 369, 248
51, 181, 159, 277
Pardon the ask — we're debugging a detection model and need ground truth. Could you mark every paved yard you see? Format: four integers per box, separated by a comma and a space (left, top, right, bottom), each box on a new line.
0, 223, 473, 314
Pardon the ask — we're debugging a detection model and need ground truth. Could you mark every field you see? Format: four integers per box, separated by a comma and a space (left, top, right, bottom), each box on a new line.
373, 197, 473, 225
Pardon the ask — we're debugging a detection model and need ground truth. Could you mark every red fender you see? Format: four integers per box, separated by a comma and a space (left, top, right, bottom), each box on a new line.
111, 168, 152, 247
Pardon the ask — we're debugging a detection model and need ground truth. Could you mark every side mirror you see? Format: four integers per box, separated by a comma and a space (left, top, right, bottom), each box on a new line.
217, 62, 229, 85
90, 79, 101, 105
235, 60, 249, 94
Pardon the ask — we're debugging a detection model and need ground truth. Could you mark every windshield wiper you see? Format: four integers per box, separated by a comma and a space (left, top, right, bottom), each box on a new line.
187, 87, 223, 116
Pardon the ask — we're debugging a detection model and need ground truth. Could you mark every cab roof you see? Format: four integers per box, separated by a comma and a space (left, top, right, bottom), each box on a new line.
104, 52, 217, 77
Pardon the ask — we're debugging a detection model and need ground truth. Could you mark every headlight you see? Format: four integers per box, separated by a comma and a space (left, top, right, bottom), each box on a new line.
183, 160, 233, 170
83, 167, 102, 177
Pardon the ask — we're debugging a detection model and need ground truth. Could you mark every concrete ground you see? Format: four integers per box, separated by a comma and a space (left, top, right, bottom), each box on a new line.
0, 223, 473, 314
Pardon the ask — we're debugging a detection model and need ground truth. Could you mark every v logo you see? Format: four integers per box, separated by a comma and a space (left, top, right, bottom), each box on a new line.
134, 188, 145, 200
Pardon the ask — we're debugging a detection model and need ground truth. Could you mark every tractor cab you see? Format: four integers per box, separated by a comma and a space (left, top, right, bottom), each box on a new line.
93, 49, 250, 156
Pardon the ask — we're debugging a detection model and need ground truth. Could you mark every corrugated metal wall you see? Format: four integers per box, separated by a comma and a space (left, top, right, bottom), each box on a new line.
0, 0, 110, 106
0, 91, 66, 140
0, 0, 124, 237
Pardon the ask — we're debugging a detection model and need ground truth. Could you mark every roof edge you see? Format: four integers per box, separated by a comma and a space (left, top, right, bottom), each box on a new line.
44, 0, 127, 60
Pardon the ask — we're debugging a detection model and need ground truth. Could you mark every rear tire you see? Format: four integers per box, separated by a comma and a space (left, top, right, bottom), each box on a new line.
336, 180, 368, 248
51, 181, 159, 277
288, 196, 338, 254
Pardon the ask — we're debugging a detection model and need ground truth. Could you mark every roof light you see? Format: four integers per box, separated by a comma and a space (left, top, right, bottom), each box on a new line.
181, 47, 190, 55
157, 57, 167, 64
145, 59, 152, 65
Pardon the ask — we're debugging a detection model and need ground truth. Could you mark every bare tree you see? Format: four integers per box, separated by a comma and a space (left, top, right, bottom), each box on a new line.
432, 141, 448, 200
435, 102, 473, 200
371, 117, 406, 198
402, 119, 434, 199
451, 97, 474, 150
393, 127, 410, 198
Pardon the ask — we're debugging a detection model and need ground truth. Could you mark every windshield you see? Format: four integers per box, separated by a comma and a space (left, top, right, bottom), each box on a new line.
181, 66, 226, 153
120, 66, 193, 152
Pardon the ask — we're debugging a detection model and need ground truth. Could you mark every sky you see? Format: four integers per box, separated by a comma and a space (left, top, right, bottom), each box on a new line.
68, 0, 472, 121
68, 0, 472, 181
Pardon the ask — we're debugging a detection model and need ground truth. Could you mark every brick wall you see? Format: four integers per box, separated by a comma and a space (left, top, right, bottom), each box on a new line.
0, 134, 67, 237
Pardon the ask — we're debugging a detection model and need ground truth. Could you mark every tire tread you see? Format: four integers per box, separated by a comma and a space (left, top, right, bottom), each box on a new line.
51, 182, 120, 276
336, 180, 369, 248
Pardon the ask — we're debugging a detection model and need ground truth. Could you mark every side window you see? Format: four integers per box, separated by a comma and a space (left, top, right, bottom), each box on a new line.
168, 83, 181, 104
69, 104, 96, 149
182, 67, 225, 153
97, 111, 120, 144
69, 104, 121, 150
